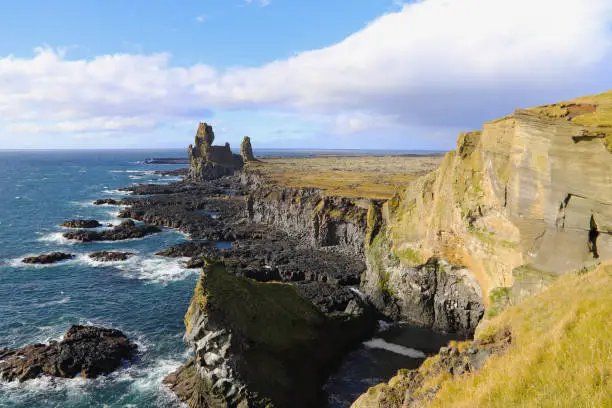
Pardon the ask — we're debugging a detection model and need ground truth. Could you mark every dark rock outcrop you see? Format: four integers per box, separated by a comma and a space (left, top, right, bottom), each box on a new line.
63, 220, 161, 242
187, 123, 244, 181
164, 261, 375, 408
22, 252, 74, 264
94, 198, 121, 206
61, 220, 102, 229
88, 251, 134, 262
240, 136, 257, 162
154, 168, 189, 177
0, 325, 137, 382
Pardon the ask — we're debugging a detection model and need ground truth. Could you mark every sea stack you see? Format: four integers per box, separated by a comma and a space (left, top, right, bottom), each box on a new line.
187, 122, 244, 181
240, 136, 257, 162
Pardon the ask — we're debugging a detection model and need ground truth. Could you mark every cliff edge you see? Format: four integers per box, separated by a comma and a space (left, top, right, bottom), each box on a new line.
362, 90, 612, 324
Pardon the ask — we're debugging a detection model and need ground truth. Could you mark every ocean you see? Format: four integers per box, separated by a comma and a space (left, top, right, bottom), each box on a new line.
0, 149, 455, 408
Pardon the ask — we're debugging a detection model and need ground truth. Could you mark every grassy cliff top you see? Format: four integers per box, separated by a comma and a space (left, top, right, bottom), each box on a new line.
189, 262, 324, 349
246, 155, 442, 199
527, 90, 612, 152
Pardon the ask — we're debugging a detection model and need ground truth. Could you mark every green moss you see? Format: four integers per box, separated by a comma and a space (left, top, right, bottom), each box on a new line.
198, 262, 324, 350
394, 247, 425, 266
486, 287, 512, 318
468, 225, 517, 250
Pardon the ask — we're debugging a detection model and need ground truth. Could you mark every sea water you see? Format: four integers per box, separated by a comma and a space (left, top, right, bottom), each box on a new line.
0, 150, 194, 407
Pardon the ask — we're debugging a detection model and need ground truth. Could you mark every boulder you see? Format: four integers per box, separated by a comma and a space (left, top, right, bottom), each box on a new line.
63, 220, 161, 242
94, 198, 121, 206
0, 325, 137, 382
22, 252, 74, 264
88, 251, 134, 262
61, 220, 102, 228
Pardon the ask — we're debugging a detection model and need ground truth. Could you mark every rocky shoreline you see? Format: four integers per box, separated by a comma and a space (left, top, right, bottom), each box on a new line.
2, 123, 485, 407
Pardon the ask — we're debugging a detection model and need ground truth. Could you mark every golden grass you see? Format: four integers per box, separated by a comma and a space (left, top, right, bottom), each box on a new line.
525, 90, 612, 153
247, 155, 442, 199
429, 264, 612, 408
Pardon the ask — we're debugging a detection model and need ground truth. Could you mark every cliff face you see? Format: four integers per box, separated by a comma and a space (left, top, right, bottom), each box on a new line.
188, 123, 244, 181
363, 92, 612, 324
241, 172, 373, 256
239, 169, 484, 335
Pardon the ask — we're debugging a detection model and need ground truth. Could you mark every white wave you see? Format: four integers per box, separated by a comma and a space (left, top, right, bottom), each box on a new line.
115, 256, 195, 285
77, 253, 194, 285
38, 232, 77, 245
362, 338, 426, 358
101, 189, 131, 195
349, 287, 367, 302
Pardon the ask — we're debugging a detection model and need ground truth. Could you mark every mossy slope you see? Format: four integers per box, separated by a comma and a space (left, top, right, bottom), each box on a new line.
352, 264, 612, 408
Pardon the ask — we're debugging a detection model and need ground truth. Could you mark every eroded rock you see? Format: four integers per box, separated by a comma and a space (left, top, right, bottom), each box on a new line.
240, 136, 257, 162
63, 220, 161, 242
0, 325, 137, 382
22, 252, 74, 264
61, 220, 102, 228
88, 251, 134, 262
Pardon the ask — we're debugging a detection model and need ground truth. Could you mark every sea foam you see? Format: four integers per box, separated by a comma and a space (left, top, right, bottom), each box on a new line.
362, 338, 427, 358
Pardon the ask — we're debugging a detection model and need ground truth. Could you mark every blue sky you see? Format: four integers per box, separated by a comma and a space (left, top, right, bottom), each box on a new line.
0, 0, 611, 150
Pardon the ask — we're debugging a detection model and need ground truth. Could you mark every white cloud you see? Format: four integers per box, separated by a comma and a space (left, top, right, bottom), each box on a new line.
0, 0, 611, 144
195, 15, 207, 23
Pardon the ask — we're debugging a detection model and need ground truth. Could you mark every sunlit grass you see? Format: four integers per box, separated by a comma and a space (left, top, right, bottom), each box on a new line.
247, 155, 442, 199
430, 264, 612, 408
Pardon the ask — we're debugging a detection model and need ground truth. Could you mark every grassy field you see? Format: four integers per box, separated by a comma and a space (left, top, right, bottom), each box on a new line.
429, 263, 612, 408
246, 155, 443, 199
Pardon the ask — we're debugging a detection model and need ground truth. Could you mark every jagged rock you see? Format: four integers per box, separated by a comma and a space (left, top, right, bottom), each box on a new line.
88, 251, 134, 262
165, 261, 375, 408
0, 325, 137, 382
22, 252, 74, 265
240, 136, 257, 162
93, 198, 121, 206
61, 220, 102, 228
154, 168, 189, 177
63, 220, 161, 242
187, 122, 244, 181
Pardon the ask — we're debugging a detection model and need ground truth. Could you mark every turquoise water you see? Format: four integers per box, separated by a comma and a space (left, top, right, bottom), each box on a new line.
0, 150, 195, 408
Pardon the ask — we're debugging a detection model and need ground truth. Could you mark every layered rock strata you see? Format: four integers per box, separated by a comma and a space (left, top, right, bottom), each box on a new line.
362, 100, 612, 326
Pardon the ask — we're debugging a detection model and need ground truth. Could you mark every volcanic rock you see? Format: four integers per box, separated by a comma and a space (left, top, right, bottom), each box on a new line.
88, 251, 134, 262
240, 136, 257, 162
63, 220, 161, 242
22, 252, 74, 264
0, 325, 137, 382
61, 220, 102, 228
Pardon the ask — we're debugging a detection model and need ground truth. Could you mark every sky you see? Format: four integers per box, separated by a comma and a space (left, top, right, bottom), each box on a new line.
0, 0, 611, 150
